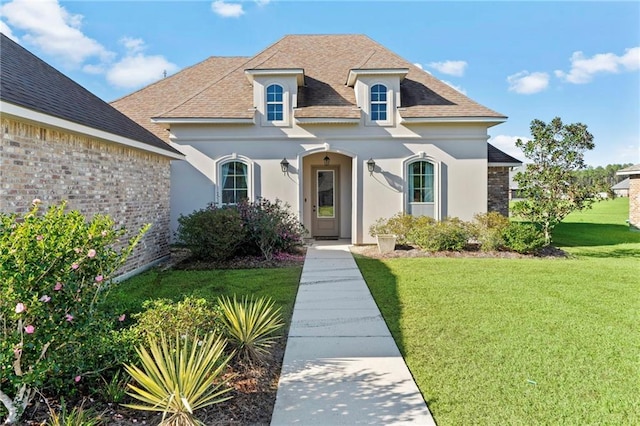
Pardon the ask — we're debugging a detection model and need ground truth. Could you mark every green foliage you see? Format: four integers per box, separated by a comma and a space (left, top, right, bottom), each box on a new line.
98, 370, 129, 404
472, 212, 511, 252
0, 201, 147, 422
176, 206, 245, 261
123, 333, 233, 426
369, 213, 419, 245
408, 217, 470, 251
217, 295, 284, 364
573, 163, 633, 196
237, 198, 306, 261
130, 297, 223, 340
47, 398, 105, 426
501, 222, 546, 254
513, 117, 596, 243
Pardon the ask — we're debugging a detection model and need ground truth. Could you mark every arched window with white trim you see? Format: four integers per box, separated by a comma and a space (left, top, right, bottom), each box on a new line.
220, 160, 249, 204
370, 84, 387, 121
266, 84, 284, 121
406, 159, 438, 218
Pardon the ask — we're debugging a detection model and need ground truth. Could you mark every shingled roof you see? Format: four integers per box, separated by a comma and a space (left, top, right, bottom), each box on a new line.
0, 34, 181, 157
112, 34, 506, 136
488, 143, 522, 166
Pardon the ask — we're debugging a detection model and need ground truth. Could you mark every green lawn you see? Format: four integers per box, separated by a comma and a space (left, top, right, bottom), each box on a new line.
355, 198, 640, 425
106, 267, 302, 327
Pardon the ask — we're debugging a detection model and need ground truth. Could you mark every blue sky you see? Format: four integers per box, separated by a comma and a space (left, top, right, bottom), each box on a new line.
1, 0, 638, 166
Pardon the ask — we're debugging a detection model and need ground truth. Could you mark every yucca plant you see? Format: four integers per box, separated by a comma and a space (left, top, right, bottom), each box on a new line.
217, 295, 284, 364
123, 332, 233, 426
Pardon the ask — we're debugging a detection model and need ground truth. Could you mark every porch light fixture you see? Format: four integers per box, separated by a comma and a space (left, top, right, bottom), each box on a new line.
280, 158, 289, 174
323, 155, 330, 166
367, 158, 376, 174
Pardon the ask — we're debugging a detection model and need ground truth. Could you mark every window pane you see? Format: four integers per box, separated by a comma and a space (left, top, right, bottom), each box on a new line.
408, 161, 434, 203
317, 171, 335, 218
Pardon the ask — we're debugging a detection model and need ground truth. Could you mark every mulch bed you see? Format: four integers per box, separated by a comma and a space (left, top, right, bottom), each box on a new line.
350, 243, 568, 259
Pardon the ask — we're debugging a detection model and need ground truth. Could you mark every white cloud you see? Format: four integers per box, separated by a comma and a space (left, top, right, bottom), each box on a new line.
427, 60, 468, 77
106, 38, 178, 89
211, 1, 244, 18
0, 20, 19, 42
0, 0, 113, 67
507, 71, 549, 94
555, 47, 640, 84
413, 62, 423, 70
488, 135, 528, 162
442, 80, 467, 95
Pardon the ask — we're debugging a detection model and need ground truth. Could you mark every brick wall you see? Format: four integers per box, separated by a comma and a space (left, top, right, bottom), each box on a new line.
0, 116, 172, 275
629, 175, 640, 229
488, 166, 510, 216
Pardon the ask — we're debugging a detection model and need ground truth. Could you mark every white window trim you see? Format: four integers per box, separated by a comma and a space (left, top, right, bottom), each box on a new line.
261, 82, 290, 127
215, 154, 255, 205
366, 82, 393, 127
403, 154, 440, 220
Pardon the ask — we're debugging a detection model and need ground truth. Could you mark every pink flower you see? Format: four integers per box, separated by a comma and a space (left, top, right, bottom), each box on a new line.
87, 249, 96, 258
32, 198, 41, 205
24, 325, 35, 334
36, 235, 43, 241
15, 303, 25, 314
71, 263, 79, 270
95, 275, 103, 283
65, 314, 74, 322
74, 375, 81, 383
39, 295, 51, 303
118, 314, 126, 322
54, 282, 63, 291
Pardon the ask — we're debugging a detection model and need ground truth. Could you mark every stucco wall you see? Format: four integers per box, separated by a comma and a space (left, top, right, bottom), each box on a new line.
0, 116, 172, 275
168, 122, 492, 244
629, 175, 640, 229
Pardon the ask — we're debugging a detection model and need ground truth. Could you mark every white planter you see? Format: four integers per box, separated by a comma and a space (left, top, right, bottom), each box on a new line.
376, 234, 397, 254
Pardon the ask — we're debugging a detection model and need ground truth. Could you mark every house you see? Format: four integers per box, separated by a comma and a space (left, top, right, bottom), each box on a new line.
0, 34, 183, 277
617, 165, 640, 229
611, 177, 630, 197
112, 34, 521, 244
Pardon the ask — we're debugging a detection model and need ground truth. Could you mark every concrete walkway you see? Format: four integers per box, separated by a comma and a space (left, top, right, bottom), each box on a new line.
271, 241, 435, 425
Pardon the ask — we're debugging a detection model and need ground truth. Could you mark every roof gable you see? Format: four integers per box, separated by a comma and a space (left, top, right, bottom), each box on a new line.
0, 34, 180, 156
488, 144, 522, 165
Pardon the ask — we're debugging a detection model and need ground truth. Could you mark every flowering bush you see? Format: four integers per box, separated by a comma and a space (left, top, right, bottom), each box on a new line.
0, 201, 147, 423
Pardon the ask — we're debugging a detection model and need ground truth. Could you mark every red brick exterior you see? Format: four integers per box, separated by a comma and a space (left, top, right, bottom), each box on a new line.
488, 166, 510, 217
629, 175, 640, 230
1, 116, 173, 275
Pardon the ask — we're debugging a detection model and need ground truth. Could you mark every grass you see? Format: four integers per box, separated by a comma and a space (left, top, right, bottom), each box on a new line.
355, 198, 640, 425
106, 267, 302, 326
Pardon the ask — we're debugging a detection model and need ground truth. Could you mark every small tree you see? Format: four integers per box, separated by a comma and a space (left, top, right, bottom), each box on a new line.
513, 117, 596, 244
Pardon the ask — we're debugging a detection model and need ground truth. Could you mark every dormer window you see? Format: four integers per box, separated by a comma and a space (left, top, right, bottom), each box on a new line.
370, 84, 387, 121
266, 84, 284, 121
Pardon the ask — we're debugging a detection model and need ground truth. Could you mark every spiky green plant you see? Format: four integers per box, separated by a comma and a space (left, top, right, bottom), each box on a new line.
47, 398, 105, 426
122, 333, 233, 426
217, 295, 283, 364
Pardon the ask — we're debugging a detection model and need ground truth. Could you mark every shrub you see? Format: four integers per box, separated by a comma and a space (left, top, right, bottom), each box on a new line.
0, 201, 146, 424
237, 198, 306, 261
47, 398, 105, 426
176, 206, 245, 261
130, 297, 223, 340
217, 295, 283, 364
123, 333, 233, 426
410, 217, 470, 251
369, 213, 417, 245
501, 222, 546, 254
472, 212, 511, 252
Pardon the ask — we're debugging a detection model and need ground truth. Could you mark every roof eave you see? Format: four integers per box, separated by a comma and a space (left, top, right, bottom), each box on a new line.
2, 101, 184, 160
401, 116, 508, 125
346, 68, 410, 86
151, 117, 256, 126
489, 162, 522, 167
244, 68, 305, 86
295, 117, 360, 125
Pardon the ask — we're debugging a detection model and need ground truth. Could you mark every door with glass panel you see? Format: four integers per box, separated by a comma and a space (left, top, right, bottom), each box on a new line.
311, 166, 339, 238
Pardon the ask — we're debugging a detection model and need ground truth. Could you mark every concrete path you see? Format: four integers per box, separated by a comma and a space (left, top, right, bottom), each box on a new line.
271, 241, 435, 425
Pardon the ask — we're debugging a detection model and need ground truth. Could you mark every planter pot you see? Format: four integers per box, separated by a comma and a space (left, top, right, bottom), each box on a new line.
376, 234, 397, 254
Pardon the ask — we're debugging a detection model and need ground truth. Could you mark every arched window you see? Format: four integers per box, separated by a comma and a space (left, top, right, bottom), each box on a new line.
221, 161, 248, 204
409, 161, 434, 203
266, 84, 284, 121
370, 84, 387, 121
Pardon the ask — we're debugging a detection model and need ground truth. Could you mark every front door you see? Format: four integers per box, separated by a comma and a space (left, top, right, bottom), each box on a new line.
311, 166, 339, 238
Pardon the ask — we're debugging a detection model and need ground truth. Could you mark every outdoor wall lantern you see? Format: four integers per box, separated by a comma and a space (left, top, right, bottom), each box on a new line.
367, 158, 376, 174
280, 158, 289, 174
323, 155, 330, 166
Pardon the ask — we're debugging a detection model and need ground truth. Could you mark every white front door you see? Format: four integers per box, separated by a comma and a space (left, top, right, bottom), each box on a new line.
311, 166, 340, 238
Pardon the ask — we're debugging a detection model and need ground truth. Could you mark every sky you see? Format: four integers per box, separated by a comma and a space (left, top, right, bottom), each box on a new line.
1, 0, 639, 167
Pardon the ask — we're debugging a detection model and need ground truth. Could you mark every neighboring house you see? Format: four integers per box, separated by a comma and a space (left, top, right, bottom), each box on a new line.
508, 164, 525, 200
0, 34, 183, 277
611, 177, 630, 197
112, 34, 521, 244
617, 165, 640, 229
